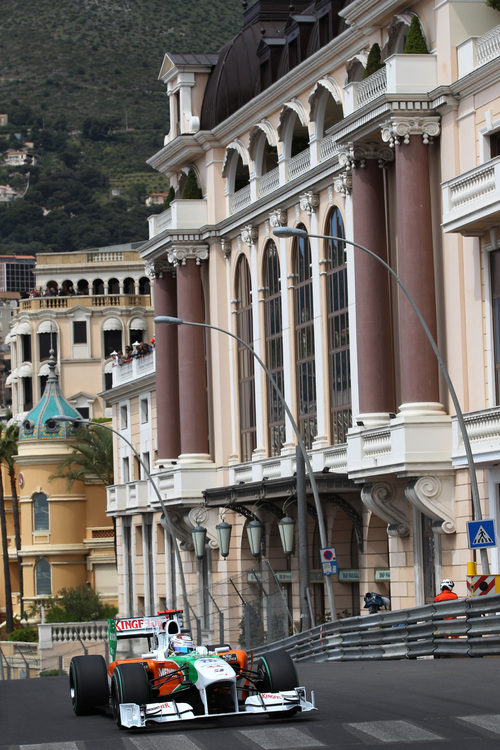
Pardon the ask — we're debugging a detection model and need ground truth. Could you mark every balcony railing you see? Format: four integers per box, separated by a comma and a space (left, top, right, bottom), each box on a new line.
258, 167, 280, 198
452, 406, 500, 466
230, 184, 251, 214
458, 24, 500, 78
320, 136, 338, 161
442, 156, 500, 234
112, 350, 156, 386
19, 294, 151, 311
356, 67, 387, 109
288, 148, 311, 180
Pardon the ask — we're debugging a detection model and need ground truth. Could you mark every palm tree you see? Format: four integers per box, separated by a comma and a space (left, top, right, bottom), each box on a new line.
0, 425, 22, 619
50, 423, 114, 487
0, 425, 17, 632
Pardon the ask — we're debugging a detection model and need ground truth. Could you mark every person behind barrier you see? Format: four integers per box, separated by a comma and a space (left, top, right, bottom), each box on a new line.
434, 579, 458, 602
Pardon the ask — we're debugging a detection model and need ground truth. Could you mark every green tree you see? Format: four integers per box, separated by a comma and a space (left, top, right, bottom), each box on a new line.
50, 423, 114, 488
486, 0, 500, 10
363, 43, 384, 79
45, 585, 117, 622
404, 16, 429, 54
182, 167, 202, 199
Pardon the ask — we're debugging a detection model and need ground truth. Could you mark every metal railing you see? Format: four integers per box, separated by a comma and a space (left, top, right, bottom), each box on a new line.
253, 594, 500, 661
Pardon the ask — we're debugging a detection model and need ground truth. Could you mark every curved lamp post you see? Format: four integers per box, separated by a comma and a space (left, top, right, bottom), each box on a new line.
273, 225, 489, 575
154, 315, 337, 620
48, 415, 192, 626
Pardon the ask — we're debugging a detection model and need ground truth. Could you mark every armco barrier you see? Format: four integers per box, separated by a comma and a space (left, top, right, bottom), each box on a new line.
252, 595, 500, 661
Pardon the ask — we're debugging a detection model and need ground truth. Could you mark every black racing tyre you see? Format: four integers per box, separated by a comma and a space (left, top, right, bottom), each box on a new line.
69, 654, 108, 716
256, 649, 298, 692
111, 662, 151, 729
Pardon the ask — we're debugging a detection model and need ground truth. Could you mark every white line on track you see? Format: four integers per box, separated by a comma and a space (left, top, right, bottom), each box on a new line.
237, 726, 325, 749
346, 719, 444, 743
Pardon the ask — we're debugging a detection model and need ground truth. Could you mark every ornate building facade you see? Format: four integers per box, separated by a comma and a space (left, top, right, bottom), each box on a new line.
106, 0, 500, 633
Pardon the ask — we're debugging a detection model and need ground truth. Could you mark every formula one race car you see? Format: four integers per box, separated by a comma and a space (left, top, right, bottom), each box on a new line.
69, 609, 316, 729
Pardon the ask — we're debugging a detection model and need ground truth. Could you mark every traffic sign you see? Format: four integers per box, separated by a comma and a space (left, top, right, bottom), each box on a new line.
467, 519, 496, 549
320, 547, 337, 575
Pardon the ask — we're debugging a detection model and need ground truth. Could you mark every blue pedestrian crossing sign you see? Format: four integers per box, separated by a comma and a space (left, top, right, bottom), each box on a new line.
467, 519, 496, 549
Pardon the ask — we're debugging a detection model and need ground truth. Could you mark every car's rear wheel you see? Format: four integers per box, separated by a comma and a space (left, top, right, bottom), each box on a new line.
255, 649, 298, 692
69, 655, 108, 715
111, 663, 151, 729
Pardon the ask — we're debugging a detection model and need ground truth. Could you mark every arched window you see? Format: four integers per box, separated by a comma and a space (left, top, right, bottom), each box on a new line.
263, 240, 284, 456
289, 112, 309, 158
123, 277, 135, 295
139, 277, 151, 295
108, 278, 120, 294
103, 318, 123, 357
35, 559, 51, 596
235, 256, 256, 461
93, 278, 104, 295
293, 224, 316, 448
33, 491, 49, 531
325, 207, 351, 443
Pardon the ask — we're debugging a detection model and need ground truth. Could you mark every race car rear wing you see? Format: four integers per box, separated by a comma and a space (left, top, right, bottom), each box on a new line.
108, 611, 183, 660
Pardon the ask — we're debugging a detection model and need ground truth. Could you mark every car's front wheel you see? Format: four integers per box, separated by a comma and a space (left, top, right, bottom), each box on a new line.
69, 654, 108, 715
111, 663, 151, 729
255, 649, 298, 692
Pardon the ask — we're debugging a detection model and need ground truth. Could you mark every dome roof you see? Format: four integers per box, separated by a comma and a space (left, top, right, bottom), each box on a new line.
19, 351, 81, 441
200, 0, 347, 130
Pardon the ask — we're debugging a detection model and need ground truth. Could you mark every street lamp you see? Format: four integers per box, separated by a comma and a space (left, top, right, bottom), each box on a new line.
273, 225, 489, 575
47, 415, 193, 626
154, 315, 337, 621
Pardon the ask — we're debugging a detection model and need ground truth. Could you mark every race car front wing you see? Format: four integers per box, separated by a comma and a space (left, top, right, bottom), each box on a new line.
118, 686, 316, 728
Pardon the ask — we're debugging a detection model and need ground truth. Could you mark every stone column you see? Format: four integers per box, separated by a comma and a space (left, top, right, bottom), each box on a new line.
382, 118, 441, 408
153, 264, 180, 461
170, 245, 210, 460
347, 144, 395, 422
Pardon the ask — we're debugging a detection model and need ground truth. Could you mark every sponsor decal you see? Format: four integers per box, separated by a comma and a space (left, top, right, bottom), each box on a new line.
261, 694, 281, 700
115, 617, 163, 632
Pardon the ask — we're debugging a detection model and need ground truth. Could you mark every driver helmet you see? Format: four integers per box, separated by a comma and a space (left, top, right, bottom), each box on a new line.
169, 634, 194, 655
440, 578, 454, 591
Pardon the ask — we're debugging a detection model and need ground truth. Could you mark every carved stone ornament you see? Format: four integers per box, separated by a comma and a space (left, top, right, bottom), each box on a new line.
187, 506, 219, 551
299, 191, 319, 214
339, 142, 393, 169
241, 225, 258, 246
164, 509, 194, 551
333, 172, 352, 196
220, 237, 232, 259
404, 475, 455, 534
381, 117, 441, 147
167, 244, 209, 266
145, 259, 173, 279
269, 208, 287, 228
361, 481, 410, 537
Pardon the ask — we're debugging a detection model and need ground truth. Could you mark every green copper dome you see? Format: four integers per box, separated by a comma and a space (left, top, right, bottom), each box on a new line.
19, 351, 81, 441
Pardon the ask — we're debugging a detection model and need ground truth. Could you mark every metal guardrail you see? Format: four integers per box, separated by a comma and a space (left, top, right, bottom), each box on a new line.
253, 594, 500, 661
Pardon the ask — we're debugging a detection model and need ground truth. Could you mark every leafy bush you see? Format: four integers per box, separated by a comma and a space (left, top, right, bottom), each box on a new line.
487, 0, 500, 10
7, 627, 38, 642
44, 585, 117, 623
363, 43, 384, 79
404, 16, 429, 54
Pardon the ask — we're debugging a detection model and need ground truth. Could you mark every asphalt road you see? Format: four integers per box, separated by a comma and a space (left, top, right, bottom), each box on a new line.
1, 658, 500, 749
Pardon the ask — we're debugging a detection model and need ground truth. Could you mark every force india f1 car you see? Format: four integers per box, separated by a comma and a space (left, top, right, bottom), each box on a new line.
69, 609, 316, 729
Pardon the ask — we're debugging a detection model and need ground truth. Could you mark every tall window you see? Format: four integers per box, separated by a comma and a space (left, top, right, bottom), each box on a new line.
293, 224, 317, 448
35, 559, 51, 595
263, 240, 285, 455
236, 256, 256, 461
33, 491, 49, 531
492, 250, 500, 403
326, 207, 351, 443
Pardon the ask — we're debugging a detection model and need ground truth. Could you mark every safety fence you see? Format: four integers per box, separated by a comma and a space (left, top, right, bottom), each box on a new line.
253, 594, 500, 661
184, 560, 293, 650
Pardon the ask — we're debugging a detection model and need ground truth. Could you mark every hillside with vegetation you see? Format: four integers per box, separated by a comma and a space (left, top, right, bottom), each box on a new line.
0, 0, 242, 254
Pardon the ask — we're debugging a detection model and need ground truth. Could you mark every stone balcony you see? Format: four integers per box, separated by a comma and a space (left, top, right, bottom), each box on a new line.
112, 351, 156, 387
343, 54, 438, 116
441, 156, 500, 235
452, 406, 500, 467
148, 198, 207, 238
457, 24, 500, 78
18, 293, 151, 312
